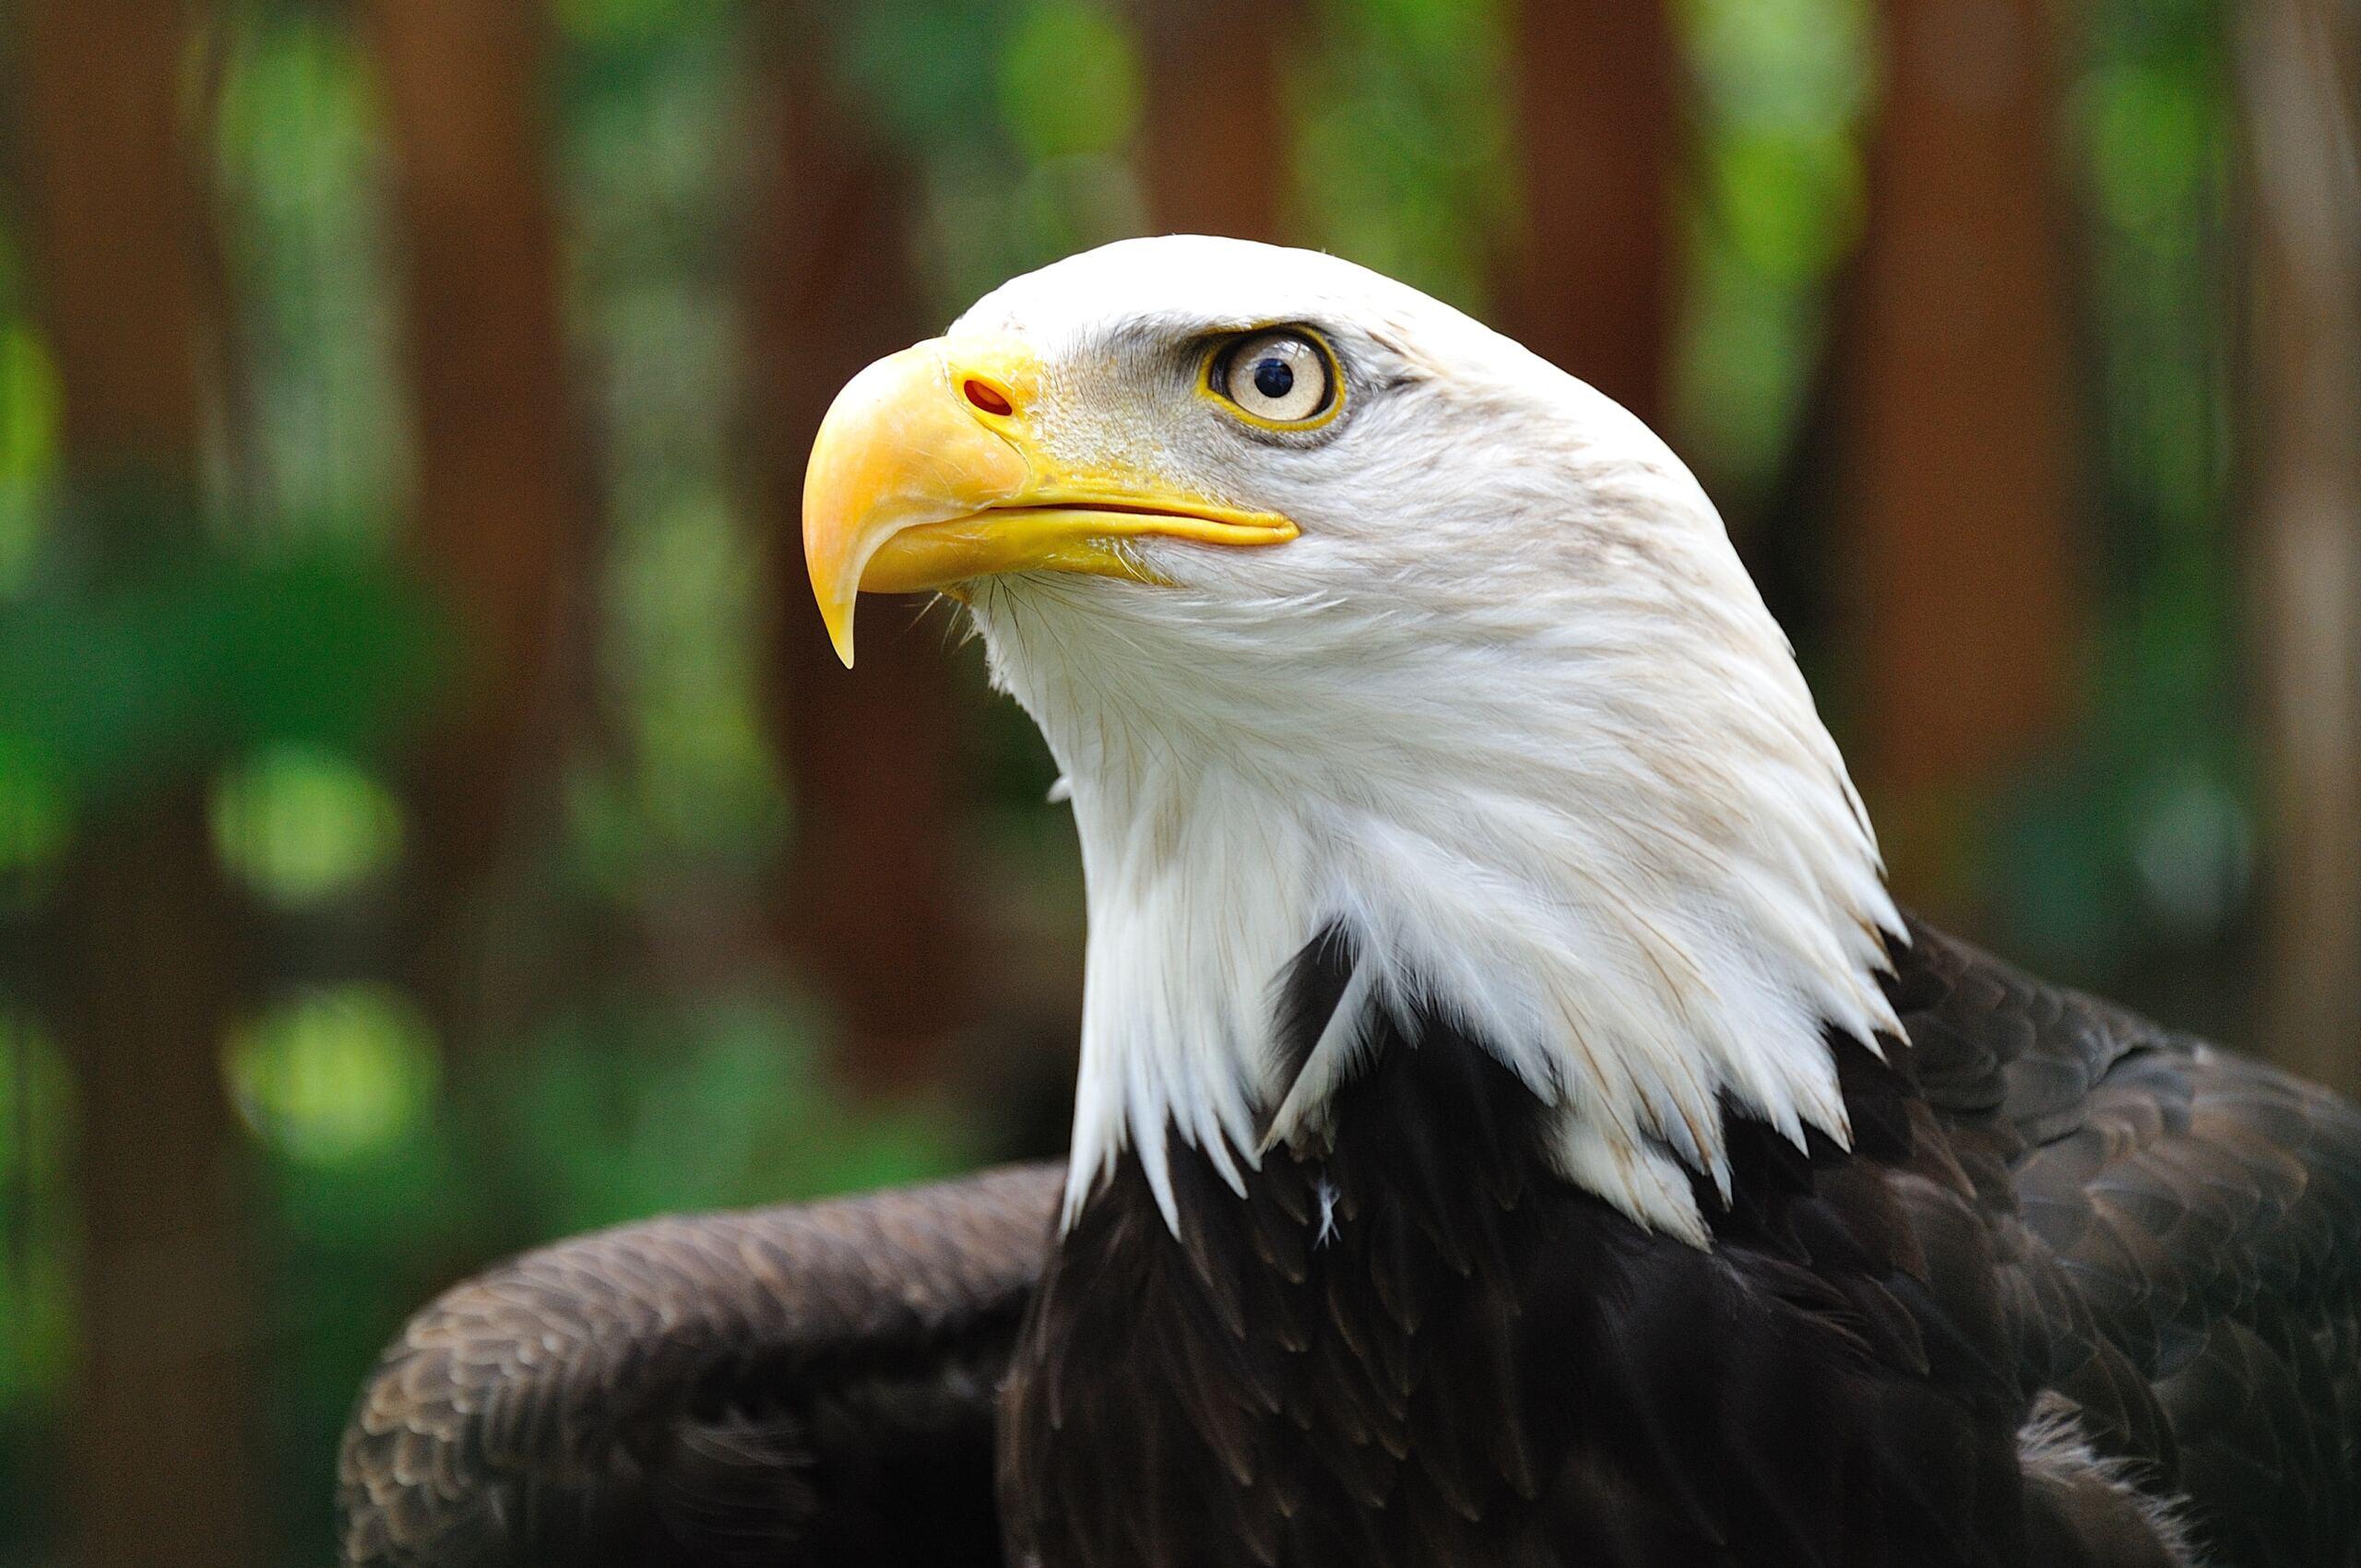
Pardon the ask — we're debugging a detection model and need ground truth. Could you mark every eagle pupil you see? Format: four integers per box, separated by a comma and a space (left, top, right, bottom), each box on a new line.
1254, 358, 1293, 400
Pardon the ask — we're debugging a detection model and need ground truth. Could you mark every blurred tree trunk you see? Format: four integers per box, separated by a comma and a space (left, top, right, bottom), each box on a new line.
362, 0, 581, 1053
1138, 0, 1302, 241
1835, 0, 2082, 904
13, 2, 261, 1564
1496, 0, 1679, 428
747, 9, 967, 1092
2239, 0, 2361, 1090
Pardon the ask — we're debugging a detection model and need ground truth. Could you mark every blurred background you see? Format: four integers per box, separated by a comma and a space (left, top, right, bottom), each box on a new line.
0, 0, 2355, 1562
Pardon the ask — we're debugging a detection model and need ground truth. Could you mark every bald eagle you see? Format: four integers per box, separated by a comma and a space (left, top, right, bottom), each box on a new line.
339, 238, 2361, 1568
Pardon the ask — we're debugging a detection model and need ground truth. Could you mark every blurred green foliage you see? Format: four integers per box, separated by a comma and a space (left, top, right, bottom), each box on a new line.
0, 0, 2250, 1562
215, 8, 406, 544
1988, 0, 2243, 979
1676, 0, 1875, 493
1295, 0, 1516, 309
0, 325, 58, 594
0, 542, 444, 805
999, 3, 1142, 162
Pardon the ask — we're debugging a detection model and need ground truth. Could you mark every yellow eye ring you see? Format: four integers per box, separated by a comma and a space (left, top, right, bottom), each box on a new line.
1200, 327, 1345, 432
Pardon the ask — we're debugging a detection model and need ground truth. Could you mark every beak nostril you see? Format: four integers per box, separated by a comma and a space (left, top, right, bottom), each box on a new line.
963, 379, 1014, 417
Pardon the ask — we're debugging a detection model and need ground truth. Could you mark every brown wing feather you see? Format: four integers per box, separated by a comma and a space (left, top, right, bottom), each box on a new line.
336, 1161, 1061, 1568
1900, 919, 2361, 1566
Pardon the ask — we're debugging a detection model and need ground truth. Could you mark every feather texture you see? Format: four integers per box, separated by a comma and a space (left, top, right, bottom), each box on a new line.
335, 1164, 1059, 1567
999, 920, 2361, 1567
338, 925, 2361, 1567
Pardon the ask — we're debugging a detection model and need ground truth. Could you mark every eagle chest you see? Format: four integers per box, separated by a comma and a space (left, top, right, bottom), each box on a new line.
994, 1030, 2027, 1568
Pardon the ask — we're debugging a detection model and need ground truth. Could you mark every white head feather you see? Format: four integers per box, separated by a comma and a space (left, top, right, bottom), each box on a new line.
948, 236, 1904, 1242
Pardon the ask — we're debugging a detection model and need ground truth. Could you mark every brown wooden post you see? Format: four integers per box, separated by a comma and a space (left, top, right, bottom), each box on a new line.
1837, 0, 2082, 901
362, 0, 582, 1048
746, 9, 968, 1092
1496, 0, 1680, 429
13, 2, 262, 1562
1137, 0, 1303, 242
2239, 0, 2361, 1090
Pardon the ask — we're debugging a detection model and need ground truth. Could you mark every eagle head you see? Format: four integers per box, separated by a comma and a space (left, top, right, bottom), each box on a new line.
802, 236, 1902, 1241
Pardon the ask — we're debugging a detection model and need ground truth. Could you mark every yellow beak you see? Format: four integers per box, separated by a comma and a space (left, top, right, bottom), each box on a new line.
801, 334, 1298, 665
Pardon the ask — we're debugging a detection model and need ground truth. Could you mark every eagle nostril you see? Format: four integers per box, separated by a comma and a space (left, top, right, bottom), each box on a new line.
963, 379, 1014, 417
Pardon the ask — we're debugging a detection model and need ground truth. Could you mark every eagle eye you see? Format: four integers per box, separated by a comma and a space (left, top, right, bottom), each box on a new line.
1209, 330, 1336, 427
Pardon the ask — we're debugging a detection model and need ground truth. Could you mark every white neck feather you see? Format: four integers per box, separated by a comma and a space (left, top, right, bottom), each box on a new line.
970, 375, 1904, 1245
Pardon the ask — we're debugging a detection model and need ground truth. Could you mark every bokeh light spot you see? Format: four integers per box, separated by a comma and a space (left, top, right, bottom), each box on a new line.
228, 985, 438, 1164
211, 743, 403, 907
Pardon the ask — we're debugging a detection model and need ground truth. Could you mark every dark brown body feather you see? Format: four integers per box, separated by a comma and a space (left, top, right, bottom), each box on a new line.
338, 921, 2361, 1566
